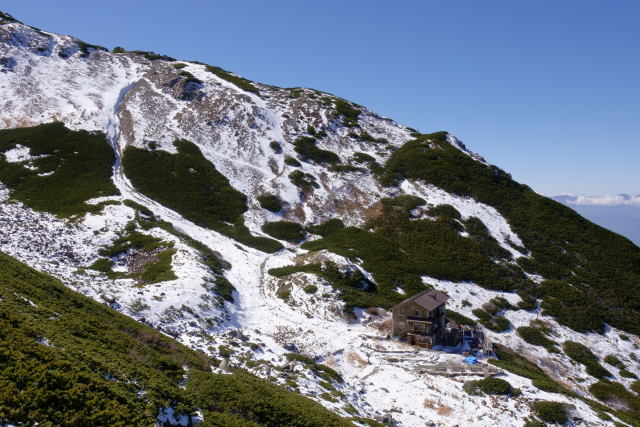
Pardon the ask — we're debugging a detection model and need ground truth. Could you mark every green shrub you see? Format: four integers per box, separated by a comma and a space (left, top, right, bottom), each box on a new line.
123, 140, 281, 253
173, 63, 188, 69
379, 131, 640, 336
604, 355, 624, 368
0, 250, 350, 426
112, 46, 126, 53
257, 194, 283, 212
277, 288, 291, 301
480, 316, 511, 332
0, 123, 119, 216
131, 50, 176, 61
89, 257, 113, 272
262, 221, 306, 243
463, 377, 515, 396
428, 204, 461, 220
302, 192, 528, 310
303, 284, 318, 294
268, 263, 322, 277
306, 219, 345, 237
284, 156, 302, 167
334, 99, 360, 127
631, 381, 640, 394
288, 170, 319, 190
293, 136, 340, 165
620, 369, 637, 379
563, 341, 611, 379
352, 152, 376, 164
269, 141, 283, 153
178, 70, 203, 84
445, 309, 476, 327
204, 65, 259, 93
517, 326, 558, 352
589, 380, 640, 421
531, 401, 567, 424
489, 344, 565, 394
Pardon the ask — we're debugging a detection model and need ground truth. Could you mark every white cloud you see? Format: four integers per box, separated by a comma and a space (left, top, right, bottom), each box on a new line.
553, 194, 640, 207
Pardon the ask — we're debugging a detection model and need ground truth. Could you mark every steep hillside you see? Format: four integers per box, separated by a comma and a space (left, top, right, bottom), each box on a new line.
0, 249, 353, 426
1, 10, 640, 426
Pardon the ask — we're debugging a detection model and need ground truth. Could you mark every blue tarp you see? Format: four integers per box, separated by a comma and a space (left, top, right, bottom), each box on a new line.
463, 356, 478, 364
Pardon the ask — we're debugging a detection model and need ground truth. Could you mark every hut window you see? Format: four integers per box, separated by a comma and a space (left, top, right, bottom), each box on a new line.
415, 310, 420, 317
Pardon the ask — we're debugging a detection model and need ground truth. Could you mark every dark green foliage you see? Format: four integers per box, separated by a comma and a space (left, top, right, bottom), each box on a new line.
302, 195, 528, 310
334, 99, 360, 127
445, 310, 476, 327
112, 46, 126, 53
173, 63, 188, 69
204, 65, 259, 93
262, 221, 306, 243
88, 257, 113, 272
489, 344, 565, 393
178, 70, 203, 84
480, 316, 511, 332
268, 263, 322, 277
307, 219, 345, 237
98, 227, 177, 284
122, 140, 281, 253
289, 170, 319, 190
187, 370, 350, 427
140, 248, 178, 284
0, 11, 19, 23
131, 50, 176, 61
0, 123, 119, 216
352, 152, 376, 164
269, 140, 283, 153
463, 377, 515, 396
293, 136, 340, 165
268, 261, 375, 312
632, 381, 640, 394
563, 341, 611, 379
257, 194, 283, 212
604, 355, 624, 368
357, 132, 388, 144
76, 40, 108, 58
0, 250, 349, 426
285, 353, 343, 384
516, 326, 558, 352
303, 284, 318, 294
517, 292, 538, 311
379, 131, 640, 336
531, 401, 568, 424
285, 156, 302, 167
620, 369, 637, 379
428, 204, 461, 220
306, 125, 316, 135
589, 381, 640, 424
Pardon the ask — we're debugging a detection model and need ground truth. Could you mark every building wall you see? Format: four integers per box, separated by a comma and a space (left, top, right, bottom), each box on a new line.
392, 300, 434, 337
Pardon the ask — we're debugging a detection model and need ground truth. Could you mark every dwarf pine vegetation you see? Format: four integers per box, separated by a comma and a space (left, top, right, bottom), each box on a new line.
123, 139, 282, 253
0, 123, 119, 216
0, 250, 352, 426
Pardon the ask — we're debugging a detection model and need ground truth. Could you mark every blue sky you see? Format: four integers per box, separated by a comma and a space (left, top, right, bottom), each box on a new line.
4, 1, 639, 195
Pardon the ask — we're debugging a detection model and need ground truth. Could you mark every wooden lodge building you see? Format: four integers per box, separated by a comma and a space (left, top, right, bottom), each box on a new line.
391, 289, 451, 347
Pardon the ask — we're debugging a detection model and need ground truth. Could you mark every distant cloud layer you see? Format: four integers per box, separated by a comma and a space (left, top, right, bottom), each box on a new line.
553, 194, 640, 207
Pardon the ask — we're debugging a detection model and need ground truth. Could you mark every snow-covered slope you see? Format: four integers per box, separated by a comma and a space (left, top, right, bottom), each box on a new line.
1, 13, 639, 426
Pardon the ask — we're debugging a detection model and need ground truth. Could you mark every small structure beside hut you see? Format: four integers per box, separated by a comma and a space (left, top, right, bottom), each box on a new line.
392, 288, 471, 348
